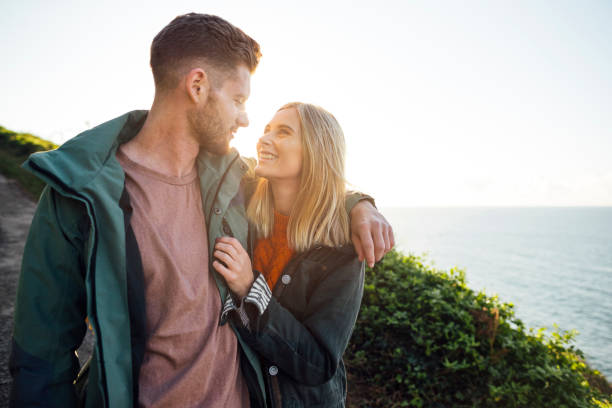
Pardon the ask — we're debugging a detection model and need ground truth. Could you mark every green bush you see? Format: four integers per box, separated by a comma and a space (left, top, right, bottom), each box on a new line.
0, 125, 57, 198
346, 250, 611, 408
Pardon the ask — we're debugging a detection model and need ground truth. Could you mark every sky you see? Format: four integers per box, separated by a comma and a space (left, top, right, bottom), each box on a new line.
1, 0, 611, 207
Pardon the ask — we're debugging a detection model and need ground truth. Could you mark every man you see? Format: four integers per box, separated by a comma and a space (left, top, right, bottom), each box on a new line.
9, 13, 394, 407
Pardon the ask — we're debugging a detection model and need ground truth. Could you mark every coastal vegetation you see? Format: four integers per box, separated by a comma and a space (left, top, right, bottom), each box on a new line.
0, 125, 57, 198
1, 125, 610, 407
346, 250, 612, 407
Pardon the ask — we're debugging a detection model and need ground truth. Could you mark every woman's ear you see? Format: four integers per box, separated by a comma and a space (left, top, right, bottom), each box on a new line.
186, 68, 210, 104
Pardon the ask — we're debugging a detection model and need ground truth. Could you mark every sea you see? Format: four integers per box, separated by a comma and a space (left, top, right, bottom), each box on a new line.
381, 207, 612, 379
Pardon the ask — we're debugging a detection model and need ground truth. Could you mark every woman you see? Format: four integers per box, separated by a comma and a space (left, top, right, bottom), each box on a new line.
212, 102, 365, 408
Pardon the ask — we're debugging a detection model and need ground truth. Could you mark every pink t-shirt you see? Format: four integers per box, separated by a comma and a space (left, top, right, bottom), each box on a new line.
117, 147, 250, 408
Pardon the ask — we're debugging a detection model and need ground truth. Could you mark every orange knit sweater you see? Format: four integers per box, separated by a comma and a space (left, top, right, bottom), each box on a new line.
253, 211, 295, 290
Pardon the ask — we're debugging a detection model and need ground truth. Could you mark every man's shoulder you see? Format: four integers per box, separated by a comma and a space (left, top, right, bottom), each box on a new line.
24, 111, 146, 191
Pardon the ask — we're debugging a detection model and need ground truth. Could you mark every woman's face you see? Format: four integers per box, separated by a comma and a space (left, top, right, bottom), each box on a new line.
255, 108, 303, 183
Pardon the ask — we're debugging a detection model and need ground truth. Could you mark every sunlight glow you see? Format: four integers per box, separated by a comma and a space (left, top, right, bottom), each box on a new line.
1, 0, 611, 206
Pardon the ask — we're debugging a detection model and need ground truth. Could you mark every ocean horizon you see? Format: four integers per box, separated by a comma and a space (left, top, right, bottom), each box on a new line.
381, 206, 612, 379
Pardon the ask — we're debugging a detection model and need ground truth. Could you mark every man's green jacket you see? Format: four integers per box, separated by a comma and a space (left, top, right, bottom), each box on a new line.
10, 110, 269, 407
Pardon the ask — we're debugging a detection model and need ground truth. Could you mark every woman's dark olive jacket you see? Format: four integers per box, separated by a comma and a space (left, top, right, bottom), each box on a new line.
228, 244, 365, 408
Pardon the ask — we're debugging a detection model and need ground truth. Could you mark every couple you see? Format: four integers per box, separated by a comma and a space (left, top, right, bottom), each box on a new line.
9, 13, 394, 408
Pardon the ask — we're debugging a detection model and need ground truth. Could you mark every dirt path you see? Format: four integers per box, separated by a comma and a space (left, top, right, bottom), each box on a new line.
0, 173, 36, 403
0, 174, 93, 404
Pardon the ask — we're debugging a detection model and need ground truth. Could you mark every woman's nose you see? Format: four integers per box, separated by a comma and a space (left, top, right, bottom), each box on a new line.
258, 133, 272, 146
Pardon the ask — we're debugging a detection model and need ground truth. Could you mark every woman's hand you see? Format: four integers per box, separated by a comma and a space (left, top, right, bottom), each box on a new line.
212, 237, 254, 299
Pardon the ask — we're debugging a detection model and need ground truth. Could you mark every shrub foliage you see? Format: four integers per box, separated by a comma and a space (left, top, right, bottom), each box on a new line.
346, 250, 611, 408
0, 125, 57, 198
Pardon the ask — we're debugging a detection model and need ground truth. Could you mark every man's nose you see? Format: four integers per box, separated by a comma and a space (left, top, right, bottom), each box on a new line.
237, 111, 249, 128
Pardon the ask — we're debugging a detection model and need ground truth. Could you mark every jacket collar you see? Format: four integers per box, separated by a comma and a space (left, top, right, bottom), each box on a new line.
23, 109, 247, 197
23, 110, 147, 194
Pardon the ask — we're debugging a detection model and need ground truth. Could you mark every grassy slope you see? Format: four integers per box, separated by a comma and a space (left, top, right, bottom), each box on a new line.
345, 251, 611, 407
0, 125, 58, 199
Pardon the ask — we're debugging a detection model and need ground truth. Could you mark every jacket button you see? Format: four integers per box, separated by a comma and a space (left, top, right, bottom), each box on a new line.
269, 366, 278, 376
281, 274, 291, 285
214, 207, 222, 215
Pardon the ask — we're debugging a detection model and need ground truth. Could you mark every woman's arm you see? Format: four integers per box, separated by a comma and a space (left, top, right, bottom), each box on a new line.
212, 238, 365, 386
243, 256, 365, 386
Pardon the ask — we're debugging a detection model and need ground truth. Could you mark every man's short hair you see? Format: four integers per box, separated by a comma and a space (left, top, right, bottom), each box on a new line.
150, 13, 261, 92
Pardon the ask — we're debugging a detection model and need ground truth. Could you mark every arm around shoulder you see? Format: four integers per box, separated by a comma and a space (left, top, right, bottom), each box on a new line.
345, 192, 395, 267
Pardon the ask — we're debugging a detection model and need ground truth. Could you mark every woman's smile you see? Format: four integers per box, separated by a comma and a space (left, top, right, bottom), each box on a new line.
257, 151, 278, 161
255, 107, 303, 182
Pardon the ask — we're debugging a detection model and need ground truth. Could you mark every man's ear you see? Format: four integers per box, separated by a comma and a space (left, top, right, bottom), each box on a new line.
186, 68, 210, 104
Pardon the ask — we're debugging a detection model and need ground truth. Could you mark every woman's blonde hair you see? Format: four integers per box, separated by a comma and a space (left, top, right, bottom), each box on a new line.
246, 102, 350, 252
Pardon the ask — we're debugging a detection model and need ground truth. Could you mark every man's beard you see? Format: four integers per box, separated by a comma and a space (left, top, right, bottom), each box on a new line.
188, 94, 231, 156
